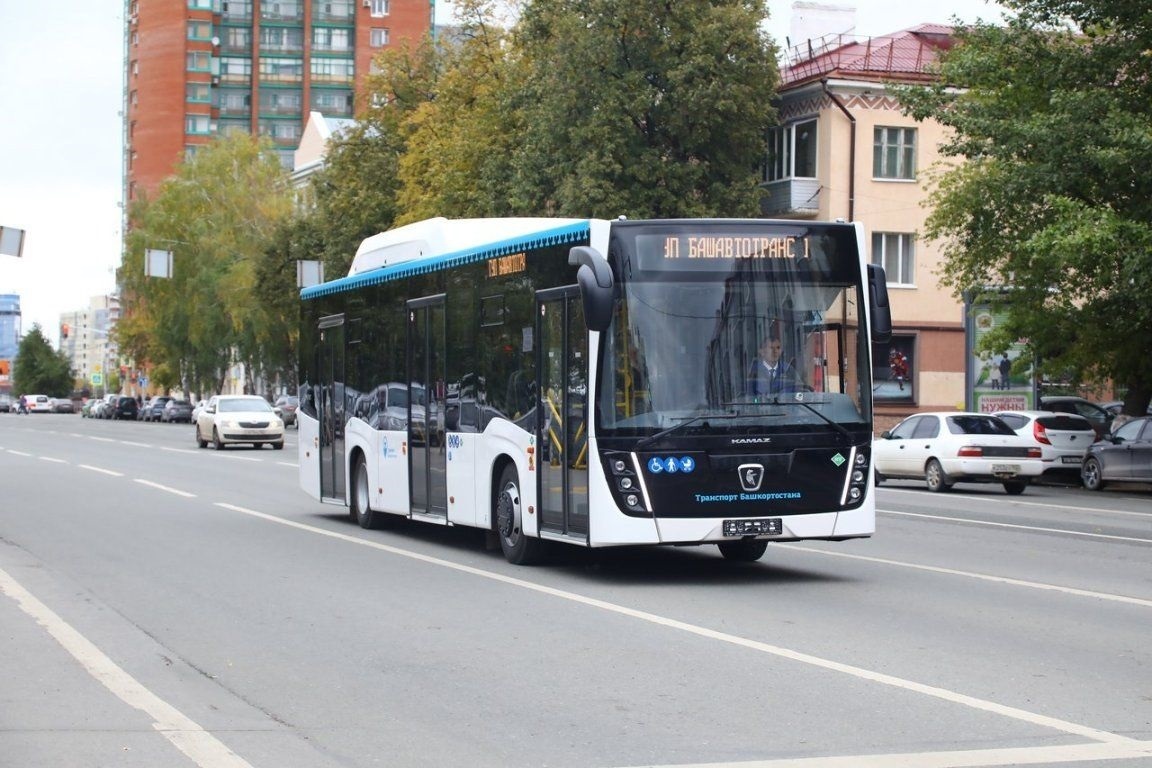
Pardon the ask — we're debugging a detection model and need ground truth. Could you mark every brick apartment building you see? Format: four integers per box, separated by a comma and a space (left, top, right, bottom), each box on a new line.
123, 0, 434, 203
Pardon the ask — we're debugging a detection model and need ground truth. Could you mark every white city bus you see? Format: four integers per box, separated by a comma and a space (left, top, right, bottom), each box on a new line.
298, 216, 891, 564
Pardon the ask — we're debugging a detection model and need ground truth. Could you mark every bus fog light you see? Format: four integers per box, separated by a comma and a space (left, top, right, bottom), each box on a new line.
855, 453, 867, 466
852, 470, 864, 483
619, 477, 633, 490
612, 459, 628, 473
848, 487, 862, 500
625, 494, 639, 507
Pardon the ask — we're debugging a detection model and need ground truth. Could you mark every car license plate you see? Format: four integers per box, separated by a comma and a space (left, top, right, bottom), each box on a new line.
723, 518, 782, 537
1062, 456, 1081, 464
991, 463, 1020, 475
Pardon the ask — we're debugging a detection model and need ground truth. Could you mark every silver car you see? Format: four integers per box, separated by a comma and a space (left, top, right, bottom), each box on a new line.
195, 395, 284, 450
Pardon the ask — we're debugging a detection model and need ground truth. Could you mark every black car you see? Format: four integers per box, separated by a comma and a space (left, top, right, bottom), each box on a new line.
111, 396, 139, 420
1038, 396, 1114, 440
1081, 416, 1152, 491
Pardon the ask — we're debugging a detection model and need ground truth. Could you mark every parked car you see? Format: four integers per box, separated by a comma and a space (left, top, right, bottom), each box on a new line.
1098, 400, 1152, 417
191, 399, 209, 422
1081, 416, 1152, 491
273, 394, 299, 428
0, 394, 11, 412
111, 396, 139, 420
25, 394, 53, 413
98, 394, 119, 419
80, 399, 99, 418
195, 394, 284, 450
873, 411, 1044, 494
1038, 396, 1114, 440
993, 410, 1098, 480
142, 396, 172, 422
161, 398, 194, 423
50, 397, 75, 414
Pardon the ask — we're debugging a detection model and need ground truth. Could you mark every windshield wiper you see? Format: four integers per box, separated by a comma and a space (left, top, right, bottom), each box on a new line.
636, 413, 747, 450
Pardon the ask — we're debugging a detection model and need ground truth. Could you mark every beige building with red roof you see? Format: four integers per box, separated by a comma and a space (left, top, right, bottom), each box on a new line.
766, 25, 967, 428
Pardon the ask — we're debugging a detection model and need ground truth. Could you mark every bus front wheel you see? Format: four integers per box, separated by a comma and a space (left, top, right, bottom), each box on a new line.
495, 465, 541, 565
718, 539, 769, 562
351, 455, 380, 529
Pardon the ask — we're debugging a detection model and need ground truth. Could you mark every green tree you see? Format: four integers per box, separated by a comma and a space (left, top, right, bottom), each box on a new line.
508, 0, 779, 218
900, 0, 1152, 415
120, 134, 294, 397
12, 325, 74, 396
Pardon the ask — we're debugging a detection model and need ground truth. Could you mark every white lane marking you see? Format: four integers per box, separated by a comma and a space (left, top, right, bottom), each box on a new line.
275, 462, 298, 468
7, 449, 32, 457
213, 454, 262, 463
778, 544, 1152, 608
80, 465, 124, 477
628, 739, 1152, 768
882, 509, 1151, 545
880, 487, 1152, 519
215, 502, 1135, 745
121, 441, 153, 448
38, 456, 67, 464
162, 447, 200, 455
89, 436, 116, 443
134, 479, 196, 498
0, 566, 255, 768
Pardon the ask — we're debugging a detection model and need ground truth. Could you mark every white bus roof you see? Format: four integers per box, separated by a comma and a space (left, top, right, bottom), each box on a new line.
349, 217, 591, 276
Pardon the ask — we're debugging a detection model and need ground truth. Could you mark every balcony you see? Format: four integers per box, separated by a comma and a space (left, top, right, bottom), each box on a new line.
759, 179, 821, 218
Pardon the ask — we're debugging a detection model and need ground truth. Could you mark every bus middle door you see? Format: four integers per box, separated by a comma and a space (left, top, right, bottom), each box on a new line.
408, 296, 448, 520
537, 288, 589, 541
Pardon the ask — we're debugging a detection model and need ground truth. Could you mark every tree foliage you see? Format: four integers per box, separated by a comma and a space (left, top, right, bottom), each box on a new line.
120, 133, 294, 398
899, 0, 1152, 415
386, 0, 779, 220
12, 325, 74, 396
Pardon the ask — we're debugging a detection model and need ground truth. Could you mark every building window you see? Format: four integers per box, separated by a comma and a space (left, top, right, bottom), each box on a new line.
370, 28, 389, 47
764, 118, 817, 182
187, 0, 212, 8
220, 56, 253, 82
872, 232, 915, 286
259, 89, 302, 115
260, 27, 304, 53
185, 114, 212, 134
369, 0, 389, 17
874, 126, 916, 180
186, 83, 211, 103
311, 89, 353, 115
313, 27, 351, 52
187, 20, 212, 40
186, 51, 211, 72
259, 57, 303, 82
311, 58, 354, 84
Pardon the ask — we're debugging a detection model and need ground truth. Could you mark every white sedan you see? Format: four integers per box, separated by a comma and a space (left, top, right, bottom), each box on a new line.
993, 410, 1098, 479
874, 411, 1044, 494
195, 395, 284, 450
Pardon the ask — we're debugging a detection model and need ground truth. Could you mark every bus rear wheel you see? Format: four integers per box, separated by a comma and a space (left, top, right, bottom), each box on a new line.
495, 465, 541, 565
718, 539, 769, 562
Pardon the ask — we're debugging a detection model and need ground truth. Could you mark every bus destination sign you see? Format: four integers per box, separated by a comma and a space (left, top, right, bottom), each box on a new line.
661, 235, 808, 260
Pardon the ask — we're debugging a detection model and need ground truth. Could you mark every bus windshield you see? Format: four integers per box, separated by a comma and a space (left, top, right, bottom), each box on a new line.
598, 221, 872, 439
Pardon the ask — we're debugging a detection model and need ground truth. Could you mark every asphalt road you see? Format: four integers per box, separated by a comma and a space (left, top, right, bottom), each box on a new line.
1, 413, 1150, 768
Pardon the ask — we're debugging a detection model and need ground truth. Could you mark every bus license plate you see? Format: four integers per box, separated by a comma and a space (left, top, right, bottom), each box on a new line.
723, 518, 782, 537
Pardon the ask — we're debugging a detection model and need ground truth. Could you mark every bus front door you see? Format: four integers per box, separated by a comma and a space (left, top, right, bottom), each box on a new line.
318, 314, 345, 502
408, 297, 448, 520
537, 288, 589, 541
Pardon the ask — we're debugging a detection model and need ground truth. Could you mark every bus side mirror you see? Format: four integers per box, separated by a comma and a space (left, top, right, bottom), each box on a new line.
569, 246, 615, 332
867, 264, 892, 343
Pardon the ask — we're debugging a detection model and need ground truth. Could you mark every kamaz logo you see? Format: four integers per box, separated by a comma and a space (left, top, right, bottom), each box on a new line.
732, 437, 771, 444
738, 463, 765, 492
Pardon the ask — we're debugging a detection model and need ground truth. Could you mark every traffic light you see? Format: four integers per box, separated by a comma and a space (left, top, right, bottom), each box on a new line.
61, 323, 69, 339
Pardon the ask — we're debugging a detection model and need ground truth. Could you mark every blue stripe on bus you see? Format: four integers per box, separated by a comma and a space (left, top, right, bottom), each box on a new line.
301, 220, 592, 300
